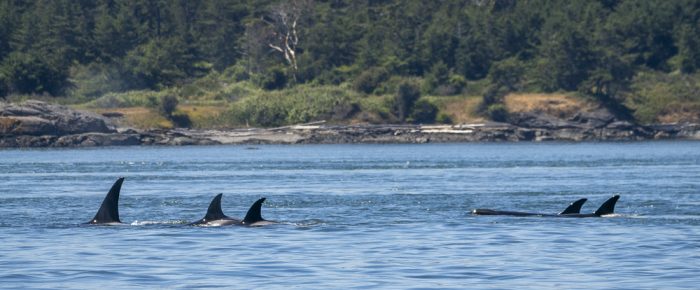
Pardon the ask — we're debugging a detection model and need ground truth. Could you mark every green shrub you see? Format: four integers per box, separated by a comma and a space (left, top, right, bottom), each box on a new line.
226, 85, 359, 127
486, 103, 508, 122
170, 112, 192, 128
223, 64, 250, 82
253, 66, 288, 90
628, 71, 700, 123
436, 112, 453, 124
159, 95, 179, 117
478, 85, 508, 113
393, 81, 421, 121
352, 67, 389, 94
410, 99, 438, 124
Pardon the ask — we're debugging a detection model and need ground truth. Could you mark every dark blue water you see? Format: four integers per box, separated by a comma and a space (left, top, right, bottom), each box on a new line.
1, 142, 699, 289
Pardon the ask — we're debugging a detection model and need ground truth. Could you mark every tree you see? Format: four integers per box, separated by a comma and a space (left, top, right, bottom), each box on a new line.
0, 52, 69, 96
393, 81, 421, 122
264, 0, 313, 76
676, 24, 700, 74
159, 95, 178, 118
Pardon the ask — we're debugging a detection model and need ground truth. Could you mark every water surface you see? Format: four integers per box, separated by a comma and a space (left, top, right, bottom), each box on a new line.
1, 142, 699, 289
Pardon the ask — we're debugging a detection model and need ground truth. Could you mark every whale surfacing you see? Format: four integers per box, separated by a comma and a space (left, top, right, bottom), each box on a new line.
86, 177, 125, 225
472, 195, 620, 218
190, 194, 274, 227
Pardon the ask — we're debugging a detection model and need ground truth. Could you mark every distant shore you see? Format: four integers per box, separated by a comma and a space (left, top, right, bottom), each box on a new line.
3, 122, 700, 148
2, 100, 699, 148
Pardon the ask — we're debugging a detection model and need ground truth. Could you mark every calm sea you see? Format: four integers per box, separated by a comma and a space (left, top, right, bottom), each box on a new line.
0, 142, 699, 289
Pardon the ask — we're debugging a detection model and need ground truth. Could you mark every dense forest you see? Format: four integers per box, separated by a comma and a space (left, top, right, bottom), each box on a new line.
1, 0, 699, 126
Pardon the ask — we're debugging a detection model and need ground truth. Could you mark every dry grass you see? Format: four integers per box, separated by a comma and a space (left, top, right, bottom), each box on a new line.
656, 103, 700, 123
178, 105, 229, 128
504, 93, 593, 118
435, 96, 486, 123
89, 107, 172, 129
88, 105, 232, 129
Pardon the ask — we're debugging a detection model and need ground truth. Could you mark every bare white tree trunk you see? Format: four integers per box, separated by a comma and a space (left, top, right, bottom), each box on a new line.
266, 0, 312, 74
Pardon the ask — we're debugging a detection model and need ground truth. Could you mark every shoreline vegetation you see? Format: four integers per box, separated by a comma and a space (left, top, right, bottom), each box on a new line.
1, 1, 700, 146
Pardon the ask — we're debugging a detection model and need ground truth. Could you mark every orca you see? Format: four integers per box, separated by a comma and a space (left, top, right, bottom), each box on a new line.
86, 177, 125, 225
472, 195, 620, 218
472, 198, 588, 217
190, 194, 275, 226
558, 195, 620, 218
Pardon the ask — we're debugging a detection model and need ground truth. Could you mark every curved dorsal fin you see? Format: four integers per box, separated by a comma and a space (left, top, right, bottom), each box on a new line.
89, 177, 124, 224
560, 198, 587, 215
594, 195, 620, 216
204, 193, 228, 220
242, 198, 266, 224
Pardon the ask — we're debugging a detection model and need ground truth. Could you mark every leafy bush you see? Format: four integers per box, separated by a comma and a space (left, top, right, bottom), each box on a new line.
159, 95, 179, 117
486, 103, 508, 122
227, 85, 359, 127
478, 85, 508, 113
393, 81, 421, 121
628, 71, 700, 123
223, 64, 250, 82
170, 112, 192, 128
410, 99, 438, 124
253, 66, 288, 90
352, 67, 389, 94
436, 112, 453, 124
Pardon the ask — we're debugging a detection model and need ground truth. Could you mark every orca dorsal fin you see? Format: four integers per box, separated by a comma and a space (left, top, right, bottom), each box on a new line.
594, 195, 620, 216
89, 177, 124, 224
204, 193, 228, 220
242, 198, 266, 224
560, 198, 588, 215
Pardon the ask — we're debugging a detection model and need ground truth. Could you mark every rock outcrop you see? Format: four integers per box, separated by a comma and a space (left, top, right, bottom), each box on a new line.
1, 100, 114, 136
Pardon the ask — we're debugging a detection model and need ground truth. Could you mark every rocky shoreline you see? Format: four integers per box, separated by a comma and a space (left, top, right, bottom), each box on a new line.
1, 101, 699, 148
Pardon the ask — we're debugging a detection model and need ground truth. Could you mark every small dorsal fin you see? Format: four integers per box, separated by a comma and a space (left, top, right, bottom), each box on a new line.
242, 198, 266, 224
204, 193, 228, 220
560, 198, 587, 215
89, 177, 124, 224
594, 195, 620, 216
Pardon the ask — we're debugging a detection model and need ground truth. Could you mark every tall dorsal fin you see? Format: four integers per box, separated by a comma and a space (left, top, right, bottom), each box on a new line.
204, 193, 228, 220
89, 177, 124, 224
242, 198, 266, 224
594, 195, 620, 216
560, 198, 587, 215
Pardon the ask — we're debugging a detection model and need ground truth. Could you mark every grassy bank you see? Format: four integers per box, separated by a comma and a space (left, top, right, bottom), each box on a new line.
6, 68, 699, 130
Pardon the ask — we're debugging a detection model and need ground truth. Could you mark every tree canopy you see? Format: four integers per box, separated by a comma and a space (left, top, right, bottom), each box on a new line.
1, 0, 699, 101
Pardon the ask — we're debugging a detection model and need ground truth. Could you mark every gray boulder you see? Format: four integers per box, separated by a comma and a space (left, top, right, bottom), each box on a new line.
0, 100, 115, 136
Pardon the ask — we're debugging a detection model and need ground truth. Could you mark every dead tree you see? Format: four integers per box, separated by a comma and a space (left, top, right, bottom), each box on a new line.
264, 0, 312, 74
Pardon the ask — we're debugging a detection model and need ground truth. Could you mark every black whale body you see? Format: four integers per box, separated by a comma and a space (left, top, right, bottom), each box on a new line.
189, 193, 275, 227
472, 195, 620, 218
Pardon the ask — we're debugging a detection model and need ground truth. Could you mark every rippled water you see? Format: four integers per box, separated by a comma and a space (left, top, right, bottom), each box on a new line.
1, 142, 699, 289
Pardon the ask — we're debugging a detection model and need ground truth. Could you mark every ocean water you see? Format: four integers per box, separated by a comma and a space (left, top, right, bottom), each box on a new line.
0, 142, 699, 289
